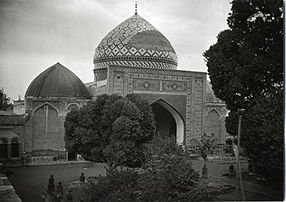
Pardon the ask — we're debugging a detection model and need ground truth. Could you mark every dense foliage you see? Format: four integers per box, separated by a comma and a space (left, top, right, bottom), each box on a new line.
227, 89, 283, 180
82, 136, 223, 202
64, 94, 155, 167
203, 0, 283, 182
204, 0, 283, 111
0, 88, 12, 110
199, 133, 216, 165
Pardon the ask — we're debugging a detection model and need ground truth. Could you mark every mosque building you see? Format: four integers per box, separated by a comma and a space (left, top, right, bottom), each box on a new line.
0, 8, 229, 164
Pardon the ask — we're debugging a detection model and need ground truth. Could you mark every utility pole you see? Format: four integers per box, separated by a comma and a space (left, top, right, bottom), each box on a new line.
235, 115, 245, 201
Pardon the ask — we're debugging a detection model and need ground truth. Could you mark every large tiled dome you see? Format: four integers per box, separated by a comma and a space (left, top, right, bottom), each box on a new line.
93, 14, 178, 70
25, 63, 90, 98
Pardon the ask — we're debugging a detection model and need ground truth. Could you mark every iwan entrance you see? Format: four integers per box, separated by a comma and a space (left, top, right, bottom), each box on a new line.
151, 100, 184, 145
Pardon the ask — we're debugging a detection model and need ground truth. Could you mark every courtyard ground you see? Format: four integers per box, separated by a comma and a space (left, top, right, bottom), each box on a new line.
5, 162, 106, 202
4, 160, 284, 202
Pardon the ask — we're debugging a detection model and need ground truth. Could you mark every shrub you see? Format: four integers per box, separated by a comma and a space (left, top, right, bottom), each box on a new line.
64, 94, 155, 167
83, 166, 140, 202
138, 154, 200, 201
83, 137, 222, 201
103, 140, 145, 168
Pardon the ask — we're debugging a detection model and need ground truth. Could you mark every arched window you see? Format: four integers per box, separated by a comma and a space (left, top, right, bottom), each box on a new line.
189, 139, 201, 154
0, 138, 8, 159
205, 109, 220, 143
34, 104, 60, 151
11, 137, 20, 158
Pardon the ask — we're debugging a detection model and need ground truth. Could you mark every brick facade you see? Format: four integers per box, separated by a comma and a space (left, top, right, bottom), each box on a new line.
101, 65, 207, 146
89, 65, 228, 149
24, 97, 89, 156
0, 115, 26, 161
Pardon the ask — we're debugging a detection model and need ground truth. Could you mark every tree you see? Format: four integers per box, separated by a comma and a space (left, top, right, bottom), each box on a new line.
199, 134, 215, 165
0, 88, 12, 110
64, 94, 156, 167
203, 0, 283, 182
204, 0, 283, 111
227, 89, 283, 180
81, 136, 224, 202
199, 133, 216, 178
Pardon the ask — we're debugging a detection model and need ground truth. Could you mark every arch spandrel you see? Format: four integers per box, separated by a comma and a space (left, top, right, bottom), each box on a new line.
207, 109, 220, 116
33, 103, 59, 116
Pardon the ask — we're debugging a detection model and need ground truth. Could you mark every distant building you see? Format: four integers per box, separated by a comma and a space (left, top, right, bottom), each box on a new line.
13, 100, 25, 115
0, 10, 228, 164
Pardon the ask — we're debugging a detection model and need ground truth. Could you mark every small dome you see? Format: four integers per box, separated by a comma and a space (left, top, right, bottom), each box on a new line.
206, 80, 222, 103
93, 14, 178, 70
25, 63, 90, 98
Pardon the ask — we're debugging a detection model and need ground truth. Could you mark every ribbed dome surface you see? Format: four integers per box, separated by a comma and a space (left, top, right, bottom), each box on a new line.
25, 63, 90, 98
93, 14, 178, 70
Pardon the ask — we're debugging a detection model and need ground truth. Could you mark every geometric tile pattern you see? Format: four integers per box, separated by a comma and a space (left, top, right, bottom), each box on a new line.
93, 14, 178, 70
143, 81, 151, 89
162, 81, 187, 92
95, 60, 176, 70
133, 79, 160, 91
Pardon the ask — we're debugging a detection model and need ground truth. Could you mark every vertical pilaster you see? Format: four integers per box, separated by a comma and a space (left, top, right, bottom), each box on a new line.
185, 78, 192, 146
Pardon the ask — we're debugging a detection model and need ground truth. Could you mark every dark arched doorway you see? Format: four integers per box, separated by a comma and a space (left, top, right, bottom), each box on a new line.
11, 137, 20, 158
151, 100, 184, 145
0, 138, 8, 159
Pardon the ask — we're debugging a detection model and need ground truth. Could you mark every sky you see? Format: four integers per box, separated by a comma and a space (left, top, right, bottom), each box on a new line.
0, 0, 232, 100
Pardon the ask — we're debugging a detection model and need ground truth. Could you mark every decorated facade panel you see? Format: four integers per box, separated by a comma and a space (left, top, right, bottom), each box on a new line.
187, 77, 205, 145
112, 72, 125, 95
133, 78, 160, 91
185, 79, 193, 146
162, 81, 187, 92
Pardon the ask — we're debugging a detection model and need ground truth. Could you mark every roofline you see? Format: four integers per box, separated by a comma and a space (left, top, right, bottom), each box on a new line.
108, 64, 207, 75
94, 55, 178, 66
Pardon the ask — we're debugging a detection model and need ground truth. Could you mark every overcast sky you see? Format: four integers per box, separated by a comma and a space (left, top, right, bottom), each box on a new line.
0, 0, 232, 100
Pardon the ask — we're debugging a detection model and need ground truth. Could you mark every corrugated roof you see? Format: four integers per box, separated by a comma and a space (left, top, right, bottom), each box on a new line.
25, 63, 90, 98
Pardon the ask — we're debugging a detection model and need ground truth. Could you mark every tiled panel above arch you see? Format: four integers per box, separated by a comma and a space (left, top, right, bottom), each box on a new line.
133, 79, 160, 91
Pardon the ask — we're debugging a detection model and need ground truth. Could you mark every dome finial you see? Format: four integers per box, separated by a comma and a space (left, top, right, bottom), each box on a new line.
135, 2, 138, 15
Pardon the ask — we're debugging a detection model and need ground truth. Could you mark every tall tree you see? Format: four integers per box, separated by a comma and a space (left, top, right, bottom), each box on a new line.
0, 88, 12, 110
64, 94, 155, 167
203, 0, 283, 183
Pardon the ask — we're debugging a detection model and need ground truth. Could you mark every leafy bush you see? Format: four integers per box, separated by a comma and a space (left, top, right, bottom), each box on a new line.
83, 137, 222, 201
103, 140, 146, 168
138, 154, 200, 201
144, 135, 184, 158
199, 133, 216, 164
64, 94, 155, 167
83, 166, 140, 202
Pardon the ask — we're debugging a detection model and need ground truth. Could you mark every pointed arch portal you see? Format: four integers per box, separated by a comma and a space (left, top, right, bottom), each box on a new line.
33, 104, 59, 151
151, 100, 184, 145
